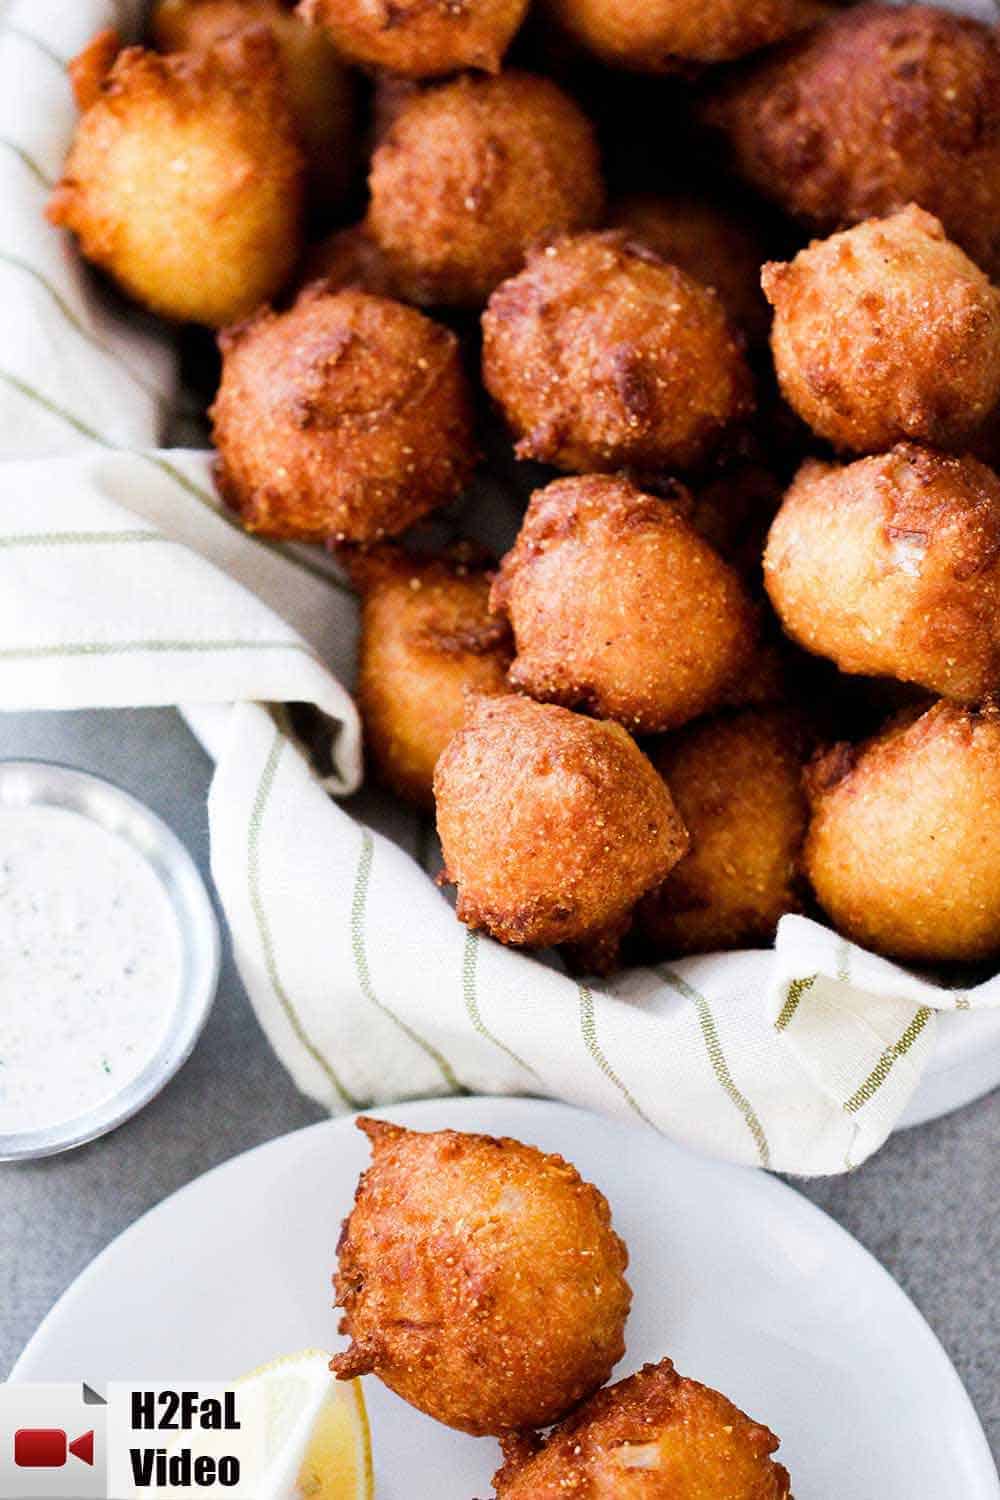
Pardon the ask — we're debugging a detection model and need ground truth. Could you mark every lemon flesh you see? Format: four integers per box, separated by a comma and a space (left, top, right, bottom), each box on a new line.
154, 1349, 372, 1500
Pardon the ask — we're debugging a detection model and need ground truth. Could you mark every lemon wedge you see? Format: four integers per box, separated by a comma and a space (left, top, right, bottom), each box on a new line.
244, 1349, 373, 1500
155, 1349, 372, 1500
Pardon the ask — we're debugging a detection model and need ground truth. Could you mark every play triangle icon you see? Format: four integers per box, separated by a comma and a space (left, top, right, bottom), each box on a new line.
68, 1430, 95, 1466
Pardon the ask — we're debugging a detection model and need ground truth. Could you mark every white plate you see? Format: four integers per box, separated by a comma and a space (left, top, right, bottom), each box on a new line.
12, 1098, 999, 1498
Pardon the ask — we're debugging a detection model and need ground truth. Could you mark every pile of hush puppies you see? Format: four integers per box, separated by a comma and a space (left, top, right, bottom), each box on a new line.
50, 0, 1000, 977
331, 1115, 793, 1496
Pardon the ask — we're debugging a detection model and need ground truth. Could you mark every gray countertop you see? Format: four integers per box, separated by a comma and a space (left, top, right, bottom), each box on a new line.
1, 707, 997, 1460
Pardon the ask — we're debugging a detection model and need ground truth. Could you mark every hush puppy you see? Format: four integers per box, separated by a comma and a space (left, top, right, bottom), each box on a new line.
637, 709, 809, 958
332, 1117, 631, 1435
762, 206, 1000, 453
543, 0, 818, 70
483, 233, 753, 474
705, 3, 1000, 279
493, 1357, 791, 1498
609, 192, 770, 343
367, 72, 604, 308
490, 476, 758, 733
48, 30, 304, 327
434, 693, 689, 950
151, 0, 354, 204
300, 0, 529, 77
765, 447, 1000, 702
352, 545, 513, 809
211, 285, 476, 543
804, 699, 1000, 962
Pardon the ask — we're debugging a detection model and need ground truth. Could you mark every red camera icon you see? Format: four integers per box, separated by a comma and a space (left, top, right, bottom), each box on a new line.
13, 1429, 94, 1468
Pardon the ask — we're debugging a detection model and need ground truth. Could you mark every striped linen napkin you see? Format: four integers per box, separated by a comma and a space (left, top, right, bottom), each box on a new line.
4, 0, 999, 1177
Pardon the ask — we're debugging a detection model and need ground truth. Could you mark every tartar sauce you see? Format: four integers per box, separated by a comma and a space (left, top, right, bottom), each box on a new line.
0, 804, 183, 1133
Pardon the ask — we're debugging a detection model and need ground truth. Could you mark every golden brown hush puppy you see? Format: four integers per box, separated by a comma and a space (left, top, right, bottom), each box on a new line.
332, 1117, 631, 1435
491, 476, 758, 733
210, 285, 477, 543
351, 544, 513, 809
483, 233, 753, 474
48, 30, 304, 328
705, 3, 1000, 279
804, 699, 1000, 962
765, 447, 1000, 702
300, 0, 529, 77
151, 0, 355, 206
762, 206, 1000, 454
434, 693, 689, 950
609, 192, 770, 343
637, 709, 809, 958
367, 72, 604, 308
493, 1357, 792, 1498
542, 0, 818, 69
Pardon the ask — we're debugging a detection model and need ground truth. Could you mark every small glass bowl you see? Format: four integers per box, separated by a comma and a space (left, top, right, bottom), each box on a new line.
0, 760, 220, 1161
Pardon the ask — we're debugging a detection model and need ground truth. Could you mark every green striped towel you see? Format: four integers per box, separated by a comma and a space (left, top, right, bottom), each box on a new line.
4, 0, 999, 1177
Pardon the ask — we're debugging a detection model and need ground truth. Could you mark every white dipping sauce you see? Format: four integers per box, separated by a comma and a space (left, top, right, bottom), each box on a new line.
0, 804, 183, 1133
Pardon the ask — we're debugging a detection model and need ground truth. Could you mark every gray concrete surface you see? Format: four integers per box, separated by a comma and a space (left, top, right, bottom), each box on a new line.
0, 708, 996, 1459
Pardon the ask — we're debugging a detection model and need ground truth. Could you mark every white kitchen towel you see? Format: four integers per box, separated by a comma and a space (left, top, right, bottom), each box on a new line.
4, 0, 999, 1176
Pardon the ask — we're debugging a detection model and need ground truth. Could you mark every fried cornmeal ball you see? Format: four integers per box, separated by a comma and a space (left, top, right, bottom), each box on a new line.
762, 207, 1000, 454
351, 544, 513, 809
493, 1358, 792, 1498
705, 4, 1000, 279
491, 476, 758, 734
765, 447, 1000, 702
434, 694, 688, 949
542, 0, 817, 69
210, 285, 476, 543
300, 0, 528, 77
609, 192, 770, 343
482, 233, 753, 474
151, 0, 355, 205
332, 1116, 631, 1435
48, 29, 304, 327
367, 72, 604, 308
804, 699, 1000, 962
637, 709, 808, 958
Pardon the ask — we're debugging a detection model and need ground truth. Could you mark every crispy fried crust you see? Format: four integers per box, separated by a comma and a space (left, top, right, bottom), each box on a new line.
299, 0, 529, 77
49, 30, 304, 327
637, 709, 809, 957
353, 544, 513, 808
68, 26, 121, 110
331, 1117, 631, 1435
609, 192, 770, 342
210, 285, 477, 543
804, 699, 1000, 961
765, 445, 1000, 701
491, 476, 758, 733
151, 0, 355, 204
705, 3, 1000, 278
542, 0, 814, 70
367, 72, 604, 308
762, 206, 1000, 453
482, 233, 753, 474
492, 1357, 792, 1497
434, 693, 688, 949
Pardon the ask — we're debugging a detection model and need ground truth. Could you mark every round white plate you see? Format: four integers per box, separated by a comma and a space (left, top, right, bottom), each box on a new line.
13, 1098, 998, 1498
